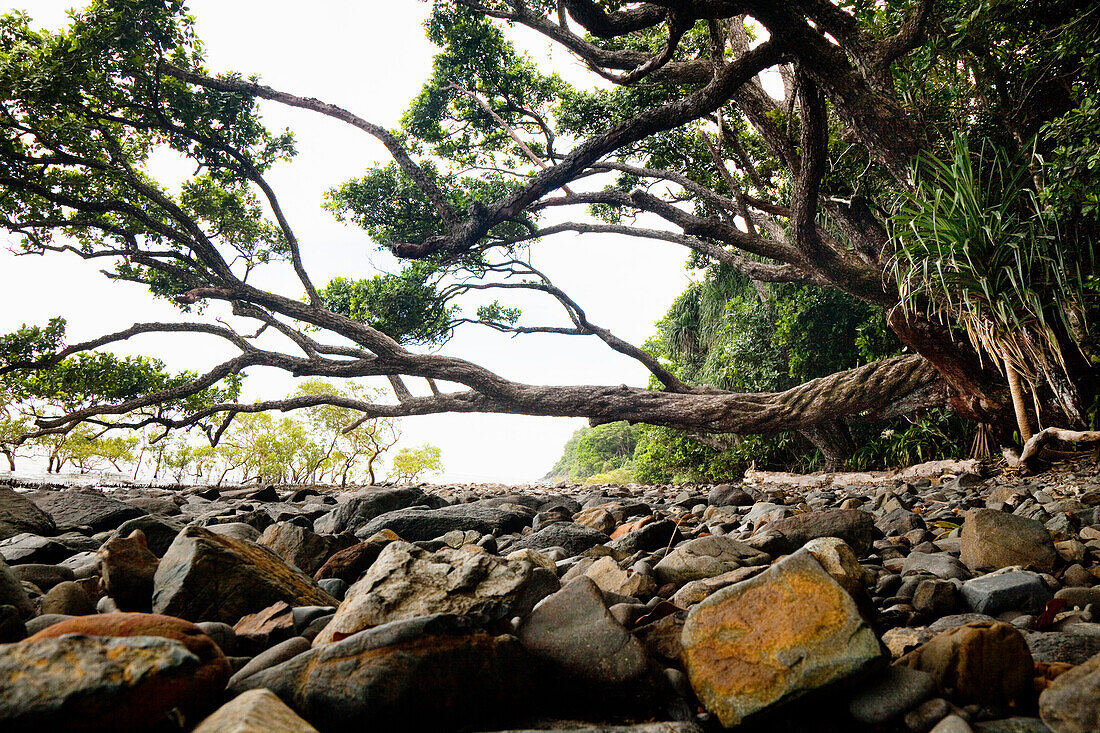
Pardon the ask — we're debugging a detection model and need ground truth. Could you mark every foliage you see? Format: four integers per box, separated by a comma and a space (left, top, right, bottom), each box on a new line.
319, 265, 456, 346
390, 444, 443, 483
547, 421, 642, 479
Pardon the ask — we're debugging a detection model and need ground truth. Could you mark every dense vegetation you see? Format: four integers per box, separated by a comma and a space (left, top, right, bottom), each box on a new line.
1, 0, 1098, 481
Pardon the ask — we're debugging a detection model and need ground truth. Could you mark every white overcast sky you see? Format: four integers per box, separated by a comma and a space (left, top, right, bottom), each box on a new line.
0, 1, 697, 482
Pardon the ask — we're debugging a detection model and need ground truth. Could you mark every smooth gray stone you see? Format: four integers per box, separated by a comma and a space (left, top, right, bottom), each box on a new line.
901, 552, 973, 580
354, 503, 531, 541
227, 635, 311, 688
849, 666, 937, 724
961, 571, 1052, 615
0, 487, 56, 540
27, 488, 144, 532
0, 557, 32, 618
313, 487, 447, 535
510, 522, 609, 557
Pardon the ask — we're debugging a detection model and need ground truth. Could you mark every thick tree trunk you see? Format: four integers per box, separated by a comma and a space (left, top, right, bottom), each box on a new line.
2, 449, 13, 472
799, 419, 855, 471
1005, 361, 1033, 442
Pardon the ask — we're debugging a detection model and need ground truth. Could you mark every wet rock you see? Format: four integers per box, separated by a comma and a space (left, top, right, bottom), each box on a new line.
0, 487, 55, 540
960, 509, 1057, 573
896, 621, 1032, 707
653, 535, 770, 587
259, 522, 353, 575
767, 508, 876, 555
961, 571, 1052, 615
97, 529, 159, 612
848, 665, 937, 724
353, 502, 531, 541
313, 541, 553, 645
510, 521, 610, 556
0, 557, 33, 618
28, 488, 144, 532
680, 549, 883, 727
152, 525, 337, 624
1039, 649, 1100, 733
0, 635, 217, 732
192, 688, 319, 733
517, 576, 648, 685
233, 614, 532, 730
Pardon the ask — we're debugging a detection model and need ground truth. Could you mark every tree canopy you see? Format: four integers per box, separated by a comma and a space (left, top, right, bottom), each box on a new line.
1, 0, 1097, 470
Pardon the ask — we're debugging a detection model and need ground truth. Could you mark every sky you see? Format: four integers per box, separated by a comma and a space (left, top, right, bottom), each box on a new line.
0, 1, 695, 483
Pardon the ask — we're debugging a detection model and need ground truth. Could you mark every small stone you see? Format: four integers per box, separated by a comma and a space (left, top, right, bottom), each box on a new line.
931, 714, 975, 733
259, 522, 353, 576
848, 666, 937, 724
312, 530, 399, 584
708, 484, 753, 507
111, 514, 184, 557
39, 580, 96, 616
804, 536, 874, 595
972, 718, 1053, 733
233, 601, 296, 653
767, 508, 876, 555
905, 697, 954, 733
10, 563, 73, 592
584, 556, 657, 599
0, 605, 26, 642
228, 636, 311, 688
0, 533, 70, 564
961, 571, 1052, 615
960, 509, 1057, 573
1039, 649, 1100, 733
1055, 586, 1100, 609
896, 621, 1033, 707
0, 557, 32, 619
517, 576, 648, 685
510, 521, 610, 556
192, 688, 319, 732
572, 507, 617, 534
883, 627, 935, 659
913, 579, 959, 616
902, 553, 973, 580
671, 566, 766, 608
681, 549, 882, 727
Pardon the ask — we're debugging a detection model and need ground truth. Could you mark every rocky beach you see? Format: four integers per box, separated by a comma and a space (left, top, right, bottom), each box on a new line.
1, 457, 1098, 732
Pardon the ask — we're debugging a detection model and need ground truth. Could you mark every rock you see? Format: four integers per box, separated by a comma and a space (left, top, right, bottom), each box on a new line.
913, 579, 959, 616
517, 576, 648, 685
653, 535, 770, 587
883, 627, 936, 659
0, 605, 26, 642
233, 614, 532, 730
708, 484, 753, 507
111, 514, 184, 557
972, 718, 1051, 733
680, 549, 883, 727
896, 621, 1033, 707
609, 519, 682, 554
10, 563, 73, 591
97, 529, 159, 612
584, 556, 657, 598
1055, 586, 1100, 609
0, 634, 221, 732
767, 508, 876, 555
1039, 649, 1100, 733
228, 636, 312, 687
804, 536, 874, 596
572, 507, 617, 534
312, 541, 553, 646
124, 496, 180, 516
259, 522, 352, 576
961, 571, 1052, 615
313, 486, 446, 535
0, 486, 55, 540
0, 557, 33, 618
901, 553, 973, 580
353, 502, 531, 541
312, 530, 399, 584
960, 509, 1057, 573
28, 488, 145, 532
0, 533, 71, 564
192, 688, 319, 733
848, 665, 937, 724
879, 508, 927, 536
24, 613, 73, 635
670, 566, 766, 608
206, 522, 261, 542
1023, 631, 1100, 665
233, 601, 296, 653
39, 580, 96, 615
195, 621, 236, 656
931, 715, 975, 733
152, 525, 337, 625
510, 522, 610, 556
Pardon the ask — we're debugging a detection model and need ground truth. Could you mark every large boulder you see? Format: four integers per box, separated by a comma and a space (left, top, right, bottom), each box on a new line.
313, 487, 446, 535
353, 502, 532, 541
0, 557, 32, 619
680, 549, 883, 727
232, 614, 532, 730
313, 541, 554, 646
27, 488, 144, 533
959, 509, 1057, 573
654, 535, 770, 587
97, 530, 159, 612
0, 487, 55, 540
258, 522, 353, 576
312, 530, 399, 584
766, 509, 876, 556
111, 514, 184, 557
1040, 650, 1100, 733
0, 634, 221, 732
896, 621, 1033, 707
152, 525, 337, 624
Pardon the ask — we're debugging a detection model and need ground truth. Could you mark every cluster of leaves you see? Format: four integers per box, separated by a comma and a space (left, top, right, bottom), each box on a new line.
390, 443, 443, 483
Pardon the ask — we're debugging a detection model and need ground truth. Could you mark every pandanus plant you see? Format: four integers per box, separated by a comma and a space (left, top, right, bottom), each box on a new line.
889, 134, 1095, 460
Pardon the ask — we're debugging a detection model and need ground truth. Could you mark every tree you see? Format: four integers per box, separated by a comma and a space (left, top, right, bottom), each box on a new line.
1, 0, 1096, 461
390, 444, 444, 483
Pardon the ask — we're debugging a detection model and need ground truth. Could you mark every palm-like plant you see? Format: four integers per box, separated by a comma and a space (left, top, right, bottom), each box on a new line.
890, 134, 1092, 444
